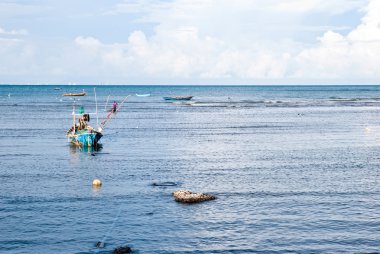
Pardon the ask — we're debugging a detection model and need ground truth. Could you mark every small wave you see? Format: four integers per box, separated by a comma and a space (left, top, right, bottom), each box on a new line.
154, 248, 275, 253
0, 153, 33, 157
329, 97, 380, 102
214, 190, 378, 198
241, 100, 266, 104
186, 98, 380, 108
2, 196, 103, 205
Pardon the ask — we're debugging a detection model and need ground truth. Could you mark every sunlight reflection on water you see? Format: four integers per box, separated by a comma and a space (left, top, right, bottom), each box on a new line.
0, 85, 379, 253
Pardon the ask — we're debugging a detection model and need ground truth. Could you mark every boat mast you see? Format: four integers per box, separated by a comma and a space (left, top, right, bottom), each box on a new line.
72, 103, 76, 135
104, 94, 110, 112
94, 88, 99, 128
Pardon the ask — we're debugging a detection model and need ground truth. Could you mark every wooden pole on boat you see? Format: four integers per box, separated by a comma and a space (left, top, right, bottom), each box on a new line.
72, 104, 76, 135
104, 94, 110, 112
94, 88, 99, 128
100, 95, 130, 129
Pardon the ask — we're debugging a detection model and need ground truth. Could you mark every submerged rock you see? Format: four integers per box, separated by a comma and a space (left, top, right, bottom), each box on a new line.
95, 241, 105, 248
114, 245, 132, 254
172, 190, 216, 203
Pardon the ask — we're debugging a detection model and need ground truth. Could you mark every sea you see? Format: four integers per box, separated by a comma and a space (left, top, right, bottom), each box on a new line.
0, 85, 379, 254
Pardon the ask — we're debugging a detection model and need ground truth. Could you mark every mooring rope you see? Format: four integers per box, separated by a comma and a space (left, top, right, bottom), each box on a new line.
94, 206, 123, 253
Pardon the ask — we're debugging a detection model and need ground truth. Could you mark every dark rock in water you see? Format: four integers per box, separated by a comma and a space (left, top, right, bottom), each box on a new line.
95, 241, 105, 248
152, 182, 177, 187
114, 245, 132, 253
172, 190, 216, 203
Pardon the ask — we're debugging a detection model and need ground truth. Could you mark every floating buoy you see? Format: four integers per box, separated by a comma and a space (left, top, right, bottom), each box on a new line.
92, 179, 102, 187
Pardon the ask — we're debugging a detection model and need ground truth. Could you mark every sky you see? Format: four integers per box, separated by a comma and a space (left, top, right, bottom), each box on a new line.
0, 0, 379, 85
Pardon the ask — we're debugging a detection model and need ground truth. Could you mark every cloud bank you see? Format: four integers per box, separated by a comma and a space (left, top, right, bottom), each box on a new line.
295, 0, 380, 80
0, 0, 378, 84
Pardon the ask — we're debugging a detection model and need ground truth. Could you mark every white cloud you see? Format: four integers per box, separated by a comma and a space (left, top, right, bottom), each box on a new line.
347, 0, 380, 41
69, 0, 380, 83
275, 0, 365, 14
109, 0, 365, 17
74, 36, 102, 56
0, 38, 36, 79
0, 26, 27, 36
0, 0, 378, 84
295, 0, 380, 80
105, 0, 364, 44
74, 28, 293, 80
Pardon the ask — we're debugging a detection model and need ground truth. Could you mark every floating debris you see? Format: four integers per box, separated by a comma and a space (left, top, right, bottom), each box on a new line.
151, 182, 177, 187
172, 190, 216, 203
114, 245, 132, 254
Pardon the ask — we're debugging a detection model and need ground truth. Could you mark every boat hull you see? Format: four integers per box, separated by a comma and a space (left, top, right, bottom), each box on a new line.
67, 131, 102, 147
163, 96, 193, 101
63, 92, 86, 96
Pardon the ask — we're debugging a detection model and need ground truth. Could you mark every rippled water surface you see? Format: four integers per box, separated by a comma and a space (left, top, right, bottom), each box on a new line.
0, 85, 379, 254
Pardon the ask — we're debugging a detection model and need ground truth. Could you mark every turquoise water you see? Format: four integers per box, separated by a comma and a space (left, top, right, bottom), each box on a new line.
0, 85, 379, 253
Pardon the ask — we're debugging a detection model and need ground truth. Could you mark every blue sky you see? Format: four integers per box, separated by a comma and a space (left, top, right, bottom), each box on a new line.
0, 0, 379, 85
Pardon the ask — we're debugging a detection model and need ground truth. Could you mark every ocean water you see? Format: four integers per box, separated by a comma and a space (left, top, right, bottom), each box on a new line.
0, 85, 379, 254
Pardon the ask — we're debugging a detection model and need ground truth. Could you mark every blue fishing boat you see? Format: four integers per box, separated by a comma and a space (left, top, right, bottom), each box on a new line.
65, 91, 130, 147
163, 95, 193, 101
66, 113, 103, 147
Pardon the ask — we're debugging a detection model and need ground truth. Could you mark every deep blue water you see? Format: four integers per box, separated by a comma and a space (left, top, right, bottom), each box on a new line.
0, 85, 379, 254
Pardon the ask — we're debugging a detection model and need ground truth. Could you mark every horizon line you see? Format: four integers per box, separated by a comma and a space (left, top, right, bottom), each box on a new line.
2, 83, 380, 86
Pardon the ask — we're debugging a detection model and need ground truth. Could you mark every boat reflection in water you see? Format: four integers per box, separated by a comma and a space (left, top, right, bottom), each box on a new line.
69, 143, 102, 156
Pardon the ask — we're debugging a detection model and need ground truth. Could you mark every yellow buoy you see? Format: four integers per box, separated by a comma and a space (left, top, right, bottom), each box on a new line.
92, 179, 102, 188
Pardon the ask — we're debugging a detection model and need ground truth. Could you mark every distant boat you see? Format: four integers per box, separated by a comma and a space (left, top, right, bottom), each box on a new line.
136, 93, 151, 97
163, 95, 193, 101
54, 87, 61, 90
63, 92, 86, 97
